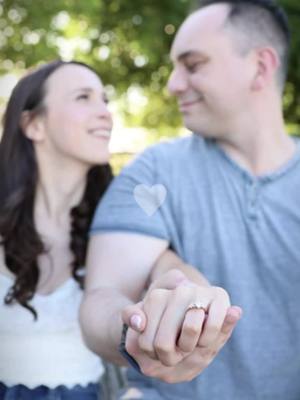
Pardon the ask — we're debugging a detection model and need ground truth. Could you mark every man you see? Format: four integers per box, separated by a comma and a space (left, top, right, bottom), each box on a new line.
80, 0, 300, 398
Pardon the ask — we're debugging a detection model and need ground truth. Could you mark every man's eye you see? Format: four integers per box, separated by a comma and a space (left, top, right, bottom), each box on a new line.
186, 63, 200, 73
77, 93, 89, 100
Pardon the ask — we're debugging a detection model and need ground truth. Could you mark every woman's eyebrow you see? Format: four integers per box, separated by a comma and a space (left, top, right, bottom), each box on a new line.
70, 87, 93, 94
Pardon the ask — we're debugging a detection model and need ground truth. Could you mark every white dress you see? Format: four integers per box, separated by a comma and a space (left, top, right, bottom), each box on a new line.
0, 274, 104, 389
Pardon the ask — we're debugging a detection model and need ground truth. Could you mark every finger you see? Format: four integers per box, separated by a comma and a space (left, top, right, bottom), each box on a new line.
208, 306, 242, 355
125, 328, 169, 379
153, 286, 194, 366
138, 289, 168, 359
177, 308, 206, 353
122, 302, 146, 333
220, 306, 242, 335
198, 288, 230, 347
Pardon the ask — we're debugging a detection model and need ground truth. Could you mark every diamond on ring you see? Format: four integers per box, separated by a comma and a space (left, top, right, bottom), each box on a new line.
186, 302, 208, 313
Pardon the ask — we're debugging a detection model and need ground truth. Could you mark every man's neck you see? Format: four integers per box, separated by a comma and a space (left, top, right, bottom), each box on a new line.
217, 119, 296, 177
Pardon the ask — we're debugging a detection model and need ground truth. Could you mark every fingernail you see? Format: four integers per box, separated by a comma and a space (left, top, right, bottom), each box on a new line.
232, 306, 243, 317
228, 307, 243, 321
130, 314, 142, 331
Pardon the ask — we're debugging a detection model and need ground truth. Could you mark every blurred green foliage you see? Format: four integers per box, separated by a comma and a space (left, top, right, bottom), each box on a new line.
110, 152, 134, 175
0, 0, 299, 137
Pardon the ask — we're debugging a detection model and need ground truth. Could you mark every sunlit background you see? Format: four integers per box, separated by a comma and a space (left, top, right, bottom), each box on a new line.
0, 0, 299, 173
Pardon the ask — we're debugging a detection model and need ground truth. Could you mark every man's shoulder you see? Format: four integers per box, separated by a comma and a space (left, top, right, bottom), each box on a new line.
293, 135, 300, 146
138, 134, 206, 160
121, 134, 216, 177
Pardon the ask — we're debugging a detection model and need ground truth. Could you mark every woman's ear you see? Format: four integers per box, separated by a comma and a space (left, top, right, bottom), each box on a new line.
251, 47, 279, 91
20, 111, 45, 142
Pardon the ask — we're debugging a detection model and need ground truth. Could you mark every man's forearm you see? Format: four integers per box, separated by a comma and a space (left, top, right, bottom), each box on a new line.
151, 250, 210, 287
80, 251, 209, 364
79, 286, 132, 365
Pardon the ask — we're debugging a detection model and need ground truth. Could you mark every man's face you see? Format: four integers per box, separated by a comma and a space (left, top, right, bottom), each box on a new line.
168, 4, 255, 138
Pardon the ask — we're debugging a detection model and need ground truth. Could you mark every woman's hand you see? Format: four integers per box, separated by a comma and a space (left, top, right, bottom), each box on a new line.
122, 269, 242, 382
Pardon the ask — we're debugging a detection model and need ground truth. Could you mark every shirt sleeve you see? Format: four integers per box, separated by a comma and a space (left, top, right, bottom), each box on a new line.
90, 146, 170, 241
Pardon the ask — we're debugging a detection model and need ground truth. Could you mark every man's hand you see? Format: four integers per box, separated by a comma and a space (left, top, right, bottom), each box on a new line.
125, 304, 241, 383
122, 269, 242, 383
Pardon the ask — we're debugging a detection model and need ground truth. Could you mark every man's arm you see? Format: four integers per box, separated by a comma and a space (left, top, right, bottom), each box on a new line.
150, 249, 210, 287
80, 232, 241, 382
79, 232, 168, 365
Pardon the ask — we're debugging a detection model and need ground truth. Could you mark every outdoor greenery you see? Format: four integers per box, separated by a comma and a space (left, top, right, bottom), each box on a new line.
0, 0, 299, 140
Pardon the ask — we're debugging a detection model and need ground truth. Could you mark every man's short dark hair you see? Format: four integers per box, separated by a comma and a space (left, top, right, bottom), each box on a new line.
199, 0, 291, 90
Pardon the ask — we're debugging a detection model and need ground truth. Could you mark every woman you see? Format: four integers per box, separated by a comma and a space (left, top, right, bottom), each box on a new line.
0, 60, 208, 400
0, 60, 114, 399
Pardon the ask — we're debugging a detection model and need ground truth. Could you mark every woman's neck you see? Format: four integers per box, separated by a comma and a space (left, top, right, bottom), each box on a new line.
34, 164, 88, 227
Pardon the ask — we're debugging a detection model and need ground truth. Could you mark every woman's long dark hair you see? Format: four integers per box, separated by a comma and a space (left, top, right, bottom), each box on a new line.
0, 60, 113, 319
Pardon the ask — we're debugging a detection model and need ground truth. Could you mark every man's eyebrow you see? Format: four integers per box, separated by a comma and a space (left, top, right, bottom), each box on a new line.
171, 51, 208, 63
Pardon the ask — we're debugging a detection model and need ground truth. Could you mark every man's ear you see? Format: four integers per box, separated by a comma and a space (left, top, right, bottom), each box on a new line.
20, 111, 45, 142
251, 47, 279, 91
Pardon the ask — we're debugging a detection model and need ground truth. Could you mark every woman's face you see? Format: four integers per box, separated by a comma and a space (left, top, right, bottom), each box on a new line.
36, 64, 113, 167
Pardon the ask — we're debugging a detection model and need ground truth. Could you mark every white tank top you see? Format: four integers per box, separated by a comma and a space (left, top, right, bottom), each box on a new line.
0, 273, 104, 389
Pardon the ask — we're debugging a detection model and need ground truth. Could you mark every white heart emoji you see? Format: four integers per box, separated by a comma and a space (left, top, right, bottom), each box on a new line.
134, 184, 167, 216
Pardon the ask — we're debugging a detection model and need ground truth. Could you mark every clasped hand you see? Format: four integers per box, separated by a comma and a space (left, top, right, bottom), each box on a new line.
122, 270, 242, 383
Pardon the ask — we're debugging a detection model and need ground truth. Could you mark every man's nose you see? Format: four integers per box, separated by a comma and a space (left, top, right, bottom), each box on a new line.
167, 68, 188, 96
